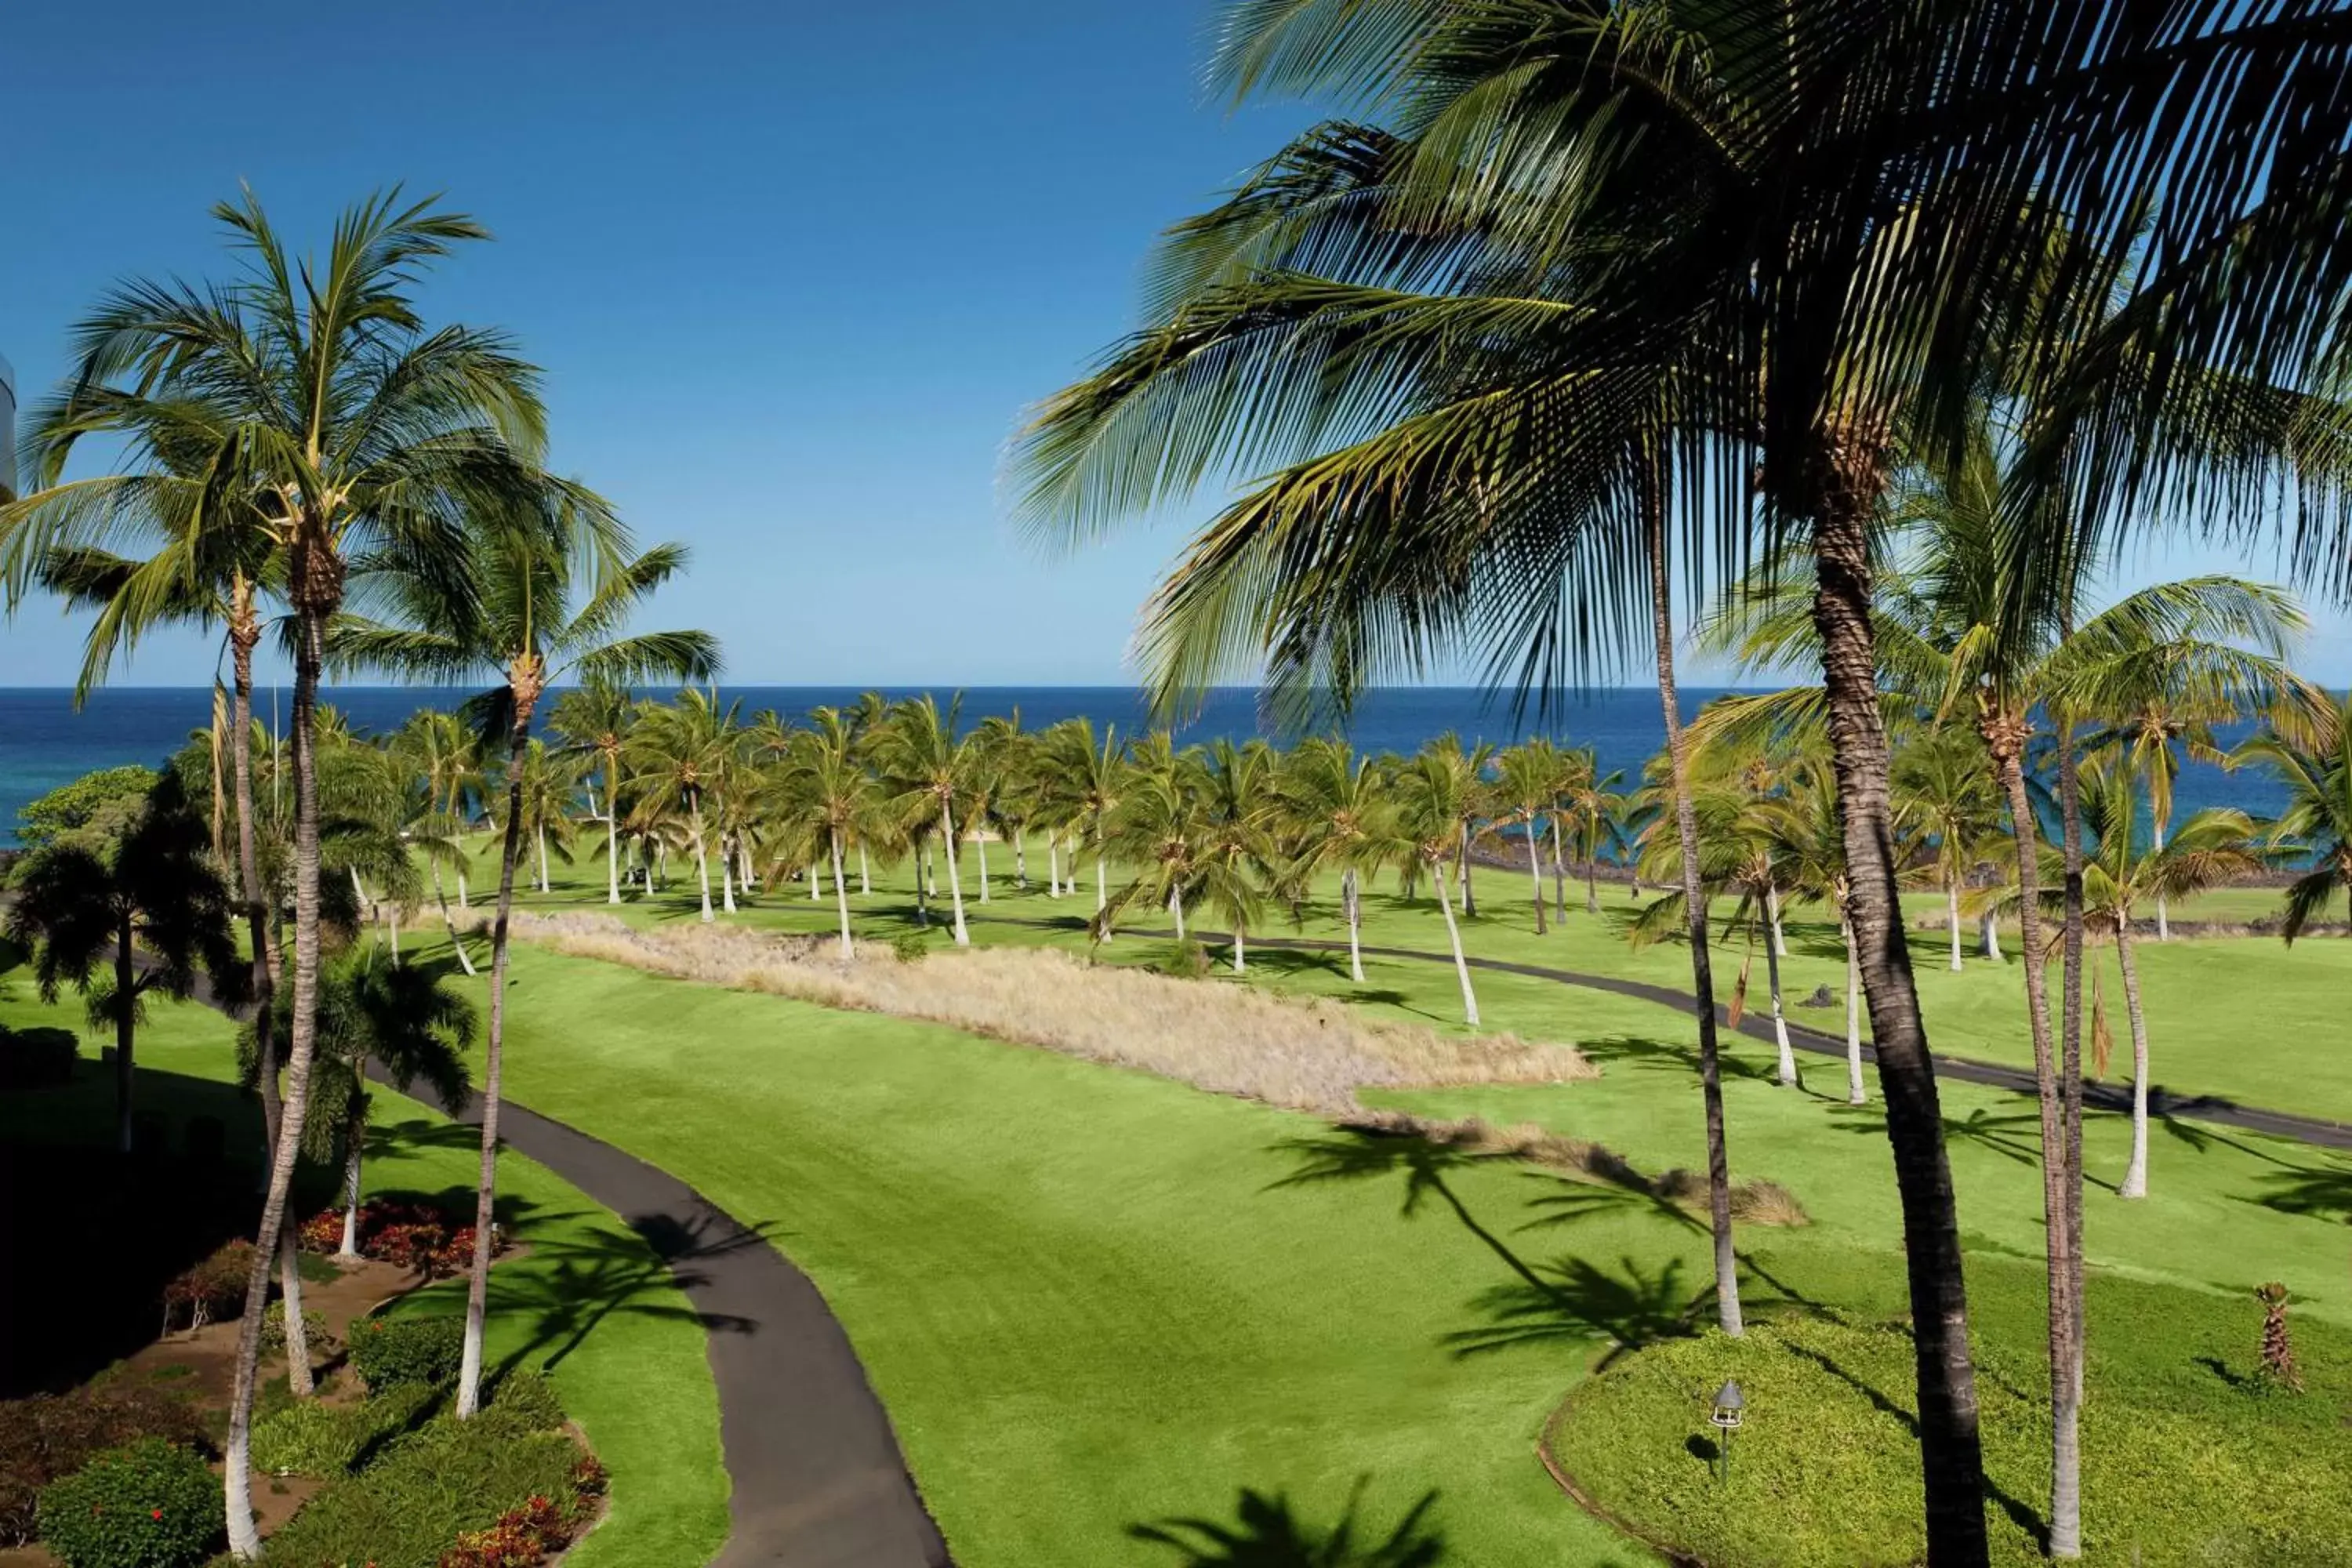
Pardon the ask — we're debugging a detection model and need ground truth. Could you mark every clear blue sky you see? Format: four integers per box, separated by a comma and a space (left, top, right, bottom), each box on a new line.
2, 0, 2344, 688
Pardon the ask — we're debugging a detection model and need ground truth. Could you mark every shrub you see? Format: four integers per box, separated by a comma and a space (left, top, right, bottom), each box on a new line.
262, 1417, 584, 1568
0, 1388, 210, 1545
300, 1199, 506, 1279
258, 1301, 330, 1360
160, 1240, 252, 1334
250, 1385, 436, 1478
350, 1316, 464, 1391
485, 1371, 564, 1432
1153, 938, 1211, 979
437, 1494, 575, 1568
0, 1024, 78, 1089
889, 931, 929, 964
34, 1439, 220, 1568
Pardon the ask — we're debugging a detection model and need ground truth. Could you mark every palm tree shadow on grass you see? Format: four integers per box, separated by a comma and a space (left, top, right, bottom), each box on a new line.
1573, 1033, 1779, 1085
1131, 1480, 1448, 1567
1825, 1102, 2122, 1192
2249, 1160, 2352, 1223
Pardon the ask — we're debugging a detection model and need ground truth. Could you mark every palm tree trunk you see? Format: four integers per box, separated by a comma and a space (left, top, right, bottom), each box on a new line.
457, 870, 470, 910
1947, 875, 1965, 971
1813, 490, 1984, 1556
113, 912, 136, 1154
389, 905, 401, 961
2115, 920, 2153, 1198
1550, 816, 1567, 916
720, 845, 738, 914
858, 844, 871, 895
1980, 909, 2002, 961
940, 800, 971, 945
1457, 825, 1477, 916
1015, 828, 1028, 889
1644, 462, 1744, 1340
2055, 719, 2090, 1540
1526, 825, 1548, 933
226, 580, 334, 1562
1097, 855, 1108, 925
456, 693, 535, 1420
830, 829, 854, 961
1842, 913, 1867, 1105
1584, 827, 1601, 915
810, 860, 821, 902
339, 1097, 366, 1260
352, 867, 371, 927
691, 798, 714, 924
1342, 867, 1366, 983
435, 864, 478, 977
1768, 882, 1790, 956
1048, 837, 1061, 898
2153, 813, 2170, 941
1171, 887, 1186, 940
1231, 919, 1246, 974
1990, 732, 2081, 1555
1436, 853, 1480, 1026
1764, 927, 1797, 1088
536, 825, 550, 895
977, 833, 991, 903
605, 759, 621, 904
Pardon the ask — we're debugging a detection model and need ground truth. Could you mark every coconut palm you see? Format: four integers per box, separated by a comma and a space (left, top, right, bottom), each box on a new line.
1555, 746, 1624, 917
2034, 760, 2267, 1200
1193, 738, 1281, 972
1275, 739, 1398, 985
770, 708, 884, 959
550, 682, 637, 904
872, 695, 976, 946
1392, 746, 1483, 1025
1011, 5, 2352, 1547
1041, 717, 1126, 927
1105, 742, 1210, 941
1489, 742, 1564, 935
2239, 693, 2352, 945
629, 688, 743, 925
394, 709, 487, 972
1893, 726, 2005, 972
240, 943, 474, 1257
975, 713, 1042, 892
5, 774, 241, 1152
343, 517, 710, 1417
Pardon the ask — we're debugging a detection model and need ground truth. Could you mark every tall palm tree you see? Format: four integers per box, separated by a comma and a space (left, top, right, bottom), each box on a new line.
5, 775, 241, 1152
1105, 742, 1209, 941
1011, 7, 2352, 1551
629, 688, 742, 925
550, 682, 637, 904
499, 738, 582, 895
1489, 742, 1563, 935
771, 708, 883, 959
2035, 760, 2266, 1200
975, 713, 1041, 892
1275, 739, 1396, 985
1556, 746, 1624, 916
1042, 717, 1125, 928
1393, 746, 1483, 1025
342, 517, 712, 1417
872, 695, 976, 946
2239, 693, 2352, 944
1194, 738, 1280, 972
1893, 726, 2005, 972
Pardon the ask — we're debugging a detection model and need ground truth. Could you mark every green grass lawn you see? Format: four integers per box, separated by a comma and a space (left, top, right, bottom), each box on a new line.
448, 832, 2352, 1127
433, 928, 2352, 1565
0, 960, 728, 1568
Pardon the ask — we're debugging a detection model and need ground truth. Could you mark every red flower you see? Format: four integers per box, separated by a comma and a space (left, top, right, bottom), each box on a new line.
151, 1508, 164, 1519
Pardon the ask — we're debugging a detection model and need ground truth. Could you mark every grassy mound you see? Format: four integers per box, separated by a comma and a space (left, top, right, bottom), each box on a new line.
1552, 1298, 2352, 1566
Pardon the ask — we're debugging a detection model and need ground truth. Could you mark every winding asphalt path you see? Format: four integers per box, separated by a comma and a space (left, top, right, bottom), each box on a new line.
420, 1087, 955, 1568
978, 911, 2352, 1153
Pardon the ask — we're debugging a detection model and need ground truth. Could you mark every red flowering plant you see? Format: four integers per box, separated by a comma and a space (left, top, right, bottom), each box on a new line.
437, 1494, 577, 1568
297, 1199, 506, 1277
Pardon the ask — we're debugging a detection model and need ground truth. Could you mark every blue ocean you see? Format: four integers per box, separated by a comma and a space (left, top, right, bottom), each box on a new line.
0, 684, 2285, 845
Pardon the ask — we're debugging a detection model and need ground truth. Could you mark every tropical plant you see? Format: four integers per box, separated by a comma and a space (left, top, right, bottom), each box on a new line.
628, 688, 743, 925
339, 513, 712, 1417
1892, 726, 2005, 972
2236, 692, 2352, 945
1040, 717, 1126, 924
5, 774, 240, 1152
770, 708, 884, 958
869, 695, 978, 946
1392, 746, 1483, 1024
550, 682, 637, 904
1555, 746, 1624, 916
1274, 739, 1399, 985
1489, 742, 1566, 934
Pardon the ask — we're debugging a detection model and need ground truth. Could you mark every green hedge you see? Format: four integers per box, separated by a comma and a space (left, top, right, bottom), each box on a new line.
34, 1439, 220, 1568
249, 1385, 436, 1478
348, 1316, 463, 1391
1553, 1312, 2352, 1566
259, 1416, 583, 1568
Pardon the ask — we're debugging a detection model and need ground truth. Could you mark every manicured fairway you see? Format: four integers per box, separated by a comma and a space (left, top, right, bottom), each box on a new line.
0, 965, 730, 1568
468, 938, 2352, 1564
463, 837, 2352, 1127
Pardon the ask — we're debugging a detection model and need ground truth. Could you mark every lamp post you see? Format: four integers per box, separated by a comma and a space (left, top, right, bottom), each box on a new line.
1710, 1379, 1744, 1486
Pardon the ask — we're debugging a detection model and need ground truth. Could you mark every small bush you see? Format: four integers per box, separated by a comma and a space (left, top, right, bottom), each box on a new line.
262, 1417, 584, 1568
161, 1240, 252, 1334
258, 1301, 330, 1360
34, 1439, 220, 1568
300, 1199, 504, 1279
250, 1385, 436, 1478
485, 1371, 564, 1432
889, 931, 929, 964
437, 1493, 575, 1568
0, 1388, 210, 1545
350, 1316, 464, 1391
1154, 938, 1212, 979
0, 1024, 78, 1089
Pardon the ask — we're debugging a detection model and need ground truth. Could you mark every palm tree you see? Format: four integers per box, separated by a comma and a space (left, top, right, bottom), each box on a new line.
629, 688, 742, 925
1010, 8, 2352, 1550
1893, 727, 2005, 972
975, 713, 1042, 892
341, 517, 712, 1417
1766, 771, 1869, 1105
2238, 693, 2352, 943
500, 738, 581, 895
395, 709, 487, 974
871, 695, 975, 946
550, 682, 637, 904
1275, 739, 1396, 985
1489, 742, 1563, 935
1041, 717, 1126, 929
1556, 746, 1624, 916
771, 708, 882, 959
1105, 742, 1209, 942
1193, 739, 1280, 972
1393, 747, 1483, 1025
241, 944, 474, 1258
2042, 760, 2265, 1200
5, 775, 240, 1152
